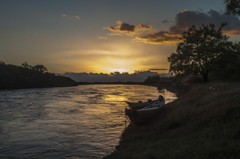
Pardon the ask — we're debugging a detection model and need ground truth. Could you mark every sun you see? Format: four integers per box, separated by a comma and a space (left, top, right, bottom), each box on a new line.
106, 68, 128, 73
97, 60, 136, 73
101, 66, 133, 74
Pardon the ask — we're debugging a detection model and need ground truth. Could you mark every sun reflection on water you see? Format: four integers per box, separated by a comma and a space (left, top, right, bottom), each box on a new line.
104, 95, 128, 102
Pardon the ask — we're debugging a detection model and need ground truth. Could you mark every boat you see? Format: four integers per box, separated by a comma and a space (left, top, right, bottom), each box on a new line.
126, 99, 156, 109
125, 96, 165, 124
125, 95, 163, 109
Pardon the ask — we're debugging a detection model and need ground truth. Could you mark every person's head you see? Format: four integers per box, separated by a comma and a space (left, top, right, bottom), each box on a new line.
158, 95, 163, 101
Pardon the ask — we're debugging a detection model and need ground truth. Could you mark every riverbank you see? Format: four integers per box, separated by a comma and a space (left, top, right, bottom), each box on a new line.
104, 81, 240, 159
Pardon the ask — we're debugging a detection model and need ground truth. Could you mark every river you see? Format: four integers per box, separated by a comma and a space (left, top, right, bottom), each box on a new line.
0, 84, 177, 158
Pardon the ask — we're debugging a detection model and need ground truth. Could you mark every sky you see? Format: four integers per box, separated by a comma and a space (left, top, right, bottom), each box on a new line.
1, 0, 240, 78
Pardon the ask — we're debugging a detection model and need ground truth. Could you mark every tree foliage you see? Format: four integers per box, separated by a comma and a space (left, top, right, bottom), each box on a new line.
22, 62, 47, 73
0, 62, 78, 90
214, 42, 240, 81
224, 0, 240, 16
168, 23, 230, 82
143, 75, 161, 84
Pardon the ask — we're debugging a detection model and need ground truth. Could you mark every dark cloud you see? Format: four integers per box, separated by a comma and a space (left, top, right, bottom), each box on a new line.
106, 10, 240, 44
169, 10, 224, 34
108, 25, 118, 31
105, 21, 152, 36
161, 20, 169, 23
137, 9, 240, 44
62, 71, 171, 82
119, 22, 136, 32
139, 23, 152, 29
169, 9, 240, 35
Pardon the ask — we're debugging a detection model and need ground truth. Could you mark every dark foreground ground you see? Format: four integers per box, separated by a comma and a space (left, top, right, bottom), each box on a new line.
104, 81, 240, 159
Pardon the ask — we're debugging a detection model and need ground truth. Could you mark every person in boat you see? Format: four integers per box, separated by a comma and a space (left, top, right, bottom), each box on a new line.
158, 95, 164, 101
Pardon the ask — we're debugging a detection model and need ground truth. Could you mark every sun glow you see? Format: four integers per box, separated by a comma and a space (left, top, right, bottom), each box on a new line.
104, 95, 128, 101
100, 60, 135, 73
43, 38, 170, 74
107, 68, 128, 73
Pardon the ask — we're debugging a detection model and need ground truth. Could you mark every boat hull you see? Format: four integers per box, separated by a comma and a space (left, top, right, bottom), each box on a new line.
125, 104, 164, 124
126, 100, 156, 109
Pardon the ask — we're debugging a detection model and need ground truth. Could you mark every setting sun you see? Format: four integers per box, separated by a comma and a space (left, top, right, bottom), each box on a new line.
101, 60, 132, 73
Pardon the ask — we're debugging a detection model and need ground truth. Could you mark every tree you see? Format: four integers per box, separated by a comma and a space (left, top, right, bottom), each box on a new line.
0, 62, 77, 89
168, 23, 230, 82
224, 0, 240, 16
33, 64, 47, 74
22, 62, 31, 69
214, 41, 240, 80
143, 75, 160, 84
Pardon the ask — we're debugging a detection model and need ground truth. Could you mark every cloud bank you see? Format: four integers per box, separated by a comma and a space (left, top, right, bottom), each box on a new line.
148, 69, 168, 71
106, 10, 240, 44
62, 71, 172, 82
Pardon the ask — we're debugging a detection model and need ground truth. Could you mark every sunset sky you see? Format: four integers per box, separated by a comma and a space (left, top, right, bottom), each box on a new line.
1, 0, 239, 74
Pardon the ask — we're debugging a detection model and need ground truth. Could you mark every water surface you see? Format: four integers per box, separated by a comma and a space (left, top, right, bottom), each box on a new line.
0, 85, 177, 158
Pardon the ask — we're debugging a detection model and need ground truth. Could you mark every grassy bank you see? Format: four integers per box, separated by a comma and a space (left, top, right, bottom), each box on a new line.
104, 81, 240, 159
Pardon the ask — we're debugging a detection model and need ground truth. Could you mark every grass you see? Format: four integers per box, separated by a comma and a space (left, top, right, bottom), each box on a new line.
104, 81, 240, 159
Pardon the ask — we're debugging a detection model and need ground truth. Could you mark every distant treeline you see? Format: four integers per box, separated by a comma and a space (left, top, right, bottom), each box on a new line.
77, 81, 143, 85
143, 75, 162, 85
0, 62, 78, 90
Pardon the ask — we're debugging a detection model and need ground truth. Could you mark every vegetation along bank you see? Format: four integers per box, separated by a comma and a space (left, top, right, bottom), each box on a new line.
0, 62, 78, 90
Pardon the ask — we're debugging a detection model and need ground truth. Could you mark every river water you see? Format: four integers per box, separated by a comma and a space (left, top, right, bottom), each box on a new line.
0, 85, 177, 159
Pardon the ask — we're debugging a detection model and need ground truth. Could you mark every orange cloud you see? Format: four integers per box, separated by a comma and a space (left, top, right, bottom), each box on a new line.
74, 16, 80, 19
106, 9, 240, 45
136, 32, 181, 44
62, 14, 80, 20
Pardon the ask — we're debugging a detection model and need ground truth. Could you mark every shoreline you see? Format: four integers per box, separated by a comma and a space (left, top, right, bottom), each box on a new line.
147, 83, 189, 97
104, 81, 240, 159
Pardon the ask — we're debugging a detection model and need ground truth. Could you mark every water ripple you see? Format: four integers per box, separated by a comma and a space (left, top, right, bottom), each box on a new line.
0, 84, 177, 158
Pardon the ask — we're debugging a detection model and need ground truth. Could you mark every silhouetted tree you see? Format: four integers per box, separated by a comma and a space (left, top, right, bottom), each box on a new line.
32, 65, 47, 73
214, 42, 240, 80
0, 62, 78, 90
224, 0, 240, 16
168, 23, 230, 82
22, 62, 31, 68
143, 75, 161, 84
0, 61, 5, 65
